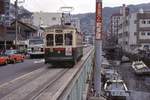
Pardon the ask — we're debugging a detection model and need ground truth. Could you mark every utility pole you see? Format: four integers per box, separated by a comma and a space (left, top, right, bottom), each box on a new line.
94, 0, 102, 96
15, 0, 18, 49
14, 0, 25, 48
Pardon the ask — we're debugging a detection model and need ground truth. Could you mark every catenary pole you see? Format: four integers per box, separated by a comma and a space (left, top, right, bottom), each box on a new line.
94, 0, 102, 96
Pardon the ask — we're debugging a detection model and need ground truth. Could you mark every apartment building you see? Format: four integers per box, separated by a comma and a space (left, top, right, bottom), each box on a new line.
110, 13, 122, 44
117, 6, 150, 53
134, 11, 150, 51
71, 18, 80, 32
0, 0, 10, 26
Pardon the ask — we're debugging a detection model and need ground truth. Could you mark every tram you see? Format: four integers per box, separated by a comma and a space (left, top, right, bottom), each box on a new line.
44, 25, 83, 66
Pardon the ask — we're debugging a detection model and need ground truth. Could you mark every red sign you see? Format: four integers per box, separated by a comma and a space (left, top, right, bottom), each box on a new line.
95, 2, 102, 40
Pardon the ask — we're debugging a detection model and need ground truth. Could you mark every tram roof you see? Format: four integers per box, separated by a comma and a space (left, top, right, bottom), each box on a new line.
45, 25, 76, 30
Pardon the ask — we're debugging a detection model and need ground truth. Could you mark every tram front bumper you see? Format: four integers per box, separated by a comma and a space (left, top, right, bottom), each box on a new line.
45, 56, 74, 62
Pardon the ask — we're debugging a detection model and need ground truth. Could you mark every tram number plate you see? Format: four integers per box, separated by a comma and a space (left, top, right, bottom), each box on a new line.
65, 47, 72, 56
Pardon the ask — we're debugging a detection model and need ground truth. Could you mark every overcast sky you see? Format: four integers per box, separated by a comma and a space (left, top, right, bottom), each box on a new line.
11, 0, 150, 14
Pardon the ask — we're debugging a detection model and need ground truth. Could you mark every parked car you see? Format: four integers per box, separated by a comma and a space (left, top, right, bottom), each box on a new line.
5, 50, 24, 63
132, 61, 150, 75
0, 54, 9, 65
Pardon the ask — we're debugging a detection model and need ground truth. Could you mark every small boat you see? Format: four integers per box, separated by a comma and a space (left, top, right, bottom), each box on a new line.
132, 61, 150, 75
104, 79, 130, 100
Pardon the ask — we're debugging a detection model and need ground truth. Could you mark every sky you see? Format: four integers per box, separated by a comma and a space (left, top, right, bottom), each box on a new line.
11, 0, 150, 14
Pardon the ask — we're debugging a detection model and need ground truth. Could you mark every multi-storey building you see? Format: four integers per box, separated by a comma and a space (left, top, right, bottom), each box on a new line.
0, 0, 10, 26
117, 5, 150, 53
117, 5, 130, 51
110, 13, 122, 44
128, 10, 150, 53
4, 0, 10, 26
32, 12, 62, 27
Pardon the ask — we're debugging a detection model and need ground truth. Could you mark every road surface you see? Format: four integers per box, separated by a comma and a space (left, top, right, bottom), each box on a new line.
0, 59, 45, 85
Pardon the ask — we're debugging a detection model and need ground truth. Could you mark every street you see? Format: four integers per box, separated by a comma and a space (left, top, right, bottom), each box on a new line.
0, 59, 45, 85
116, 62, 150, 100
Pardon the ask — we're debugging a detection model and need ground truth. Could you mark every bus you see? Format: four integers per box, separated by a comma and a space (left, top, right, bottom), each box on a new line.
27, 37, 44, 58
44, 25, 83, 67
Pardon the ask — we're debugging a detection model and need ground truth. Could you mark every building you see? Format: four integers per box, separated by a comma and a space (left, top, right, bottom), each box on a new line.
32, 12, 62, 27
4, 0, 10, 26
110, 13, 122, 44
128, 10, 150, 53
9, 4, 33, 25
0, 0, 10, 26
83, 33, 94, 44
117, 5, 150, 53
71, 18, 80, 32
0, 20, 37, 50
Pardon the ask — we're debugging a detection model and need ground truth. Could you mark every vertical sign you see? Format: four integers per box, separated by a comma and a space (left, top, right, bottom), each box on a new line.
96, 1, 102, 40
94, 0, 102, 96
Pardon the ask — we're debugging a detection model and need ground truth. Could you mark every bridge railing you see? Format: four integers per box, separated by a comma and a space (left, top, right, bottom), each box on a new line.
54, 47, 94, 100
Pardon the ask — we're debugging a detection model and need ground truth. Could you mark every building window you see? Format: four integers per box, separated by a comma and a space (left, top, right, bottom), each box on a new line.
52, 17, 56, 21
134, 20, 137, 24
147, 33, 150, 35
141, 32, 145, 35
142, 20, 146, 24
134, 32, 137, 36
148, 21, 150, 24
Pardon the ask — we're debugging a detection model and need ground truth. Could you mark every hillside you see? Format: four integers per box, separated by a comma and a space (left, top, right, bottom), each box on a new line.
74, 3, 150, 34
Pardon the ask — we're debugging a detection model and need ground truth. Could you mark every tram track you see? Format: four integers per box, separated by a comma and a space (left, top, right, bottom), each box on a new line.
0, 66, 69, 100
0, 66, 47, 99
26, 69, 69, 100
33, 47, 94, 100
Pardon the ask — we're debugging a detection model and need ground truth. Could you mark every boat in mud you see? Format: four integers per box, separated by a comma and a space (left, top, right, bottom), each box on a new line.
132, 61, 150, 75
104, 79, 130, 100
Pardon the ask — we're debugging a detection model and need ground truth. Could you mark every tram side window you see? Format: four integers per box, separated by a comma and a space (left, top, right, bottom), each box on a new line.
65, 34, 72, 45
46, 34, 53, 46
55, 34, 63, 46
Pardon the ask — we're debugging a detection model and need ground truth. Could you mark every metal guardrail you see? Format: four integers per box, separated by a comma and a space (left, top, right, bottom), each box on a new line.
55, 47, 94, 100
